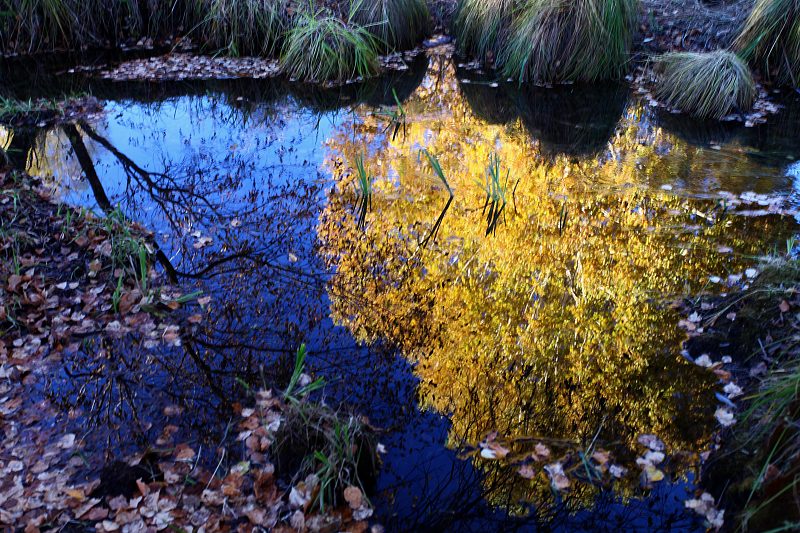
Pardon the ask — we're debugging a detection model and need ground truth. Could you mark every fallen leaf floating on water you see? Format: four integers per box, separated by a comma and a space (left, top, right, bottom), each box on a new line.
643, 451, 665, 465
715, 407, 736, 427
353, 504, 374, 522
685, 492, 725, 531
173, 443, 195, 461
637, 434, 665, 451
58, 433, 76, 449
193, 235, 213, 249
544, 462, 570, 490
518, 464, 537, 479
478, 432, 510, 460
723, 382, 743, 399
591, 449, 610, 465
534, 442, 551, 460
642, 464, 665, 484
694, 354, 714, 367
609, 464, 627, 478
480, 444, 508, 460
728, 274, 743, 285
163, 405, 183, 416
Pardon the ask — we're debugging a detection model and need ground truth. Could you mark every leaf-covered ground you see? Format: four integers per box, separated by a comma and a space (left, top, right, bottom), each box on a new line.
682, 257, 800, 529
0, 170, 376, 531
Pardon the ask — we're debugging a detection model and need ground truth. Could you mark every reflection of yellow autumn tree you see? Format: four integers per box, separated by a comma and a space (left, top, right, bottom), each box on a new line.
318, 58, 796, 507
0, 126, 12, 153
21, 126, 92, 196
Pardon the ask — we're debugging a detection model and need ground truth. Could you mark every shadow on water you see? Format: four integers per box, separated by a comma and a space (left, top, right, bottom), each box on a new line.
291, 55, 429, 113
456, 71, 629, 158
4, 52, 800, 531
456, 71, 518, 126
513, 82, 629, 158
0, 50, 428, 116
653, 111, 742, 148
653, 90, 800, 167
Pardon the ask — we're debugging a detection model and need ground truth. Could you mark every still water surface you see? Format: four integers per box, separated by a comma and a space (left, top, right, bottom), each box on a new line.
3, 52, 800, 530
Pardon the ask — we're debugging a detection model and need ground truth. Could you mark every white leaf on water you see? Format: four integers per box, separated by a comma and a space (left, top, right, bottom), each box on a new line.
724, 382, 743, 399
637, 434, 665, 451
715, 407, 736, 427
694, 354, 713, 367
609, 464, 627, 478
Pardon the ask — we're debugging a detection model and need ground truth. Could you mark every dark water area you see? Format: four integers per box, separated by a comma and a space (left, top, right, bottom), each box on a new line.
4, 52, 800, 531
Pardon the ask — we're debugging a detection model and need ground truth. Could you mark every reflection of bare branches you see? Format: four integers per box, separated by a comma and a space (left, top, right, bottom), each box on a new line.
63, 123, 113, 211
76, 120, 218, 218
61, 129, 183, 281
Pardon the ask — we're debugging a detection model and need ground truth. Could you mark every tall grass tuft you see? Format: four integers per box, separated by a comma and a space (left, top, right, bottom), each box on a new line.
735, 0, 800, 86
281, 9, 379, 82
454, 0, 517, 62
349, 0, 430, 51
652, 51, 756, 119
0, 0, 204, 53
274, 401, 378, 511
2, 0, 74, 52
200, 0, 287, 56
502, 0, 637, 83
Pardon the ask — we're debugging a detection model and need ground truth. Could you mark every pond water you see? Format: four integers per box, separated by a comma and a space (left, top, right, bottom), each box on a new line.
3, 51, 800, 530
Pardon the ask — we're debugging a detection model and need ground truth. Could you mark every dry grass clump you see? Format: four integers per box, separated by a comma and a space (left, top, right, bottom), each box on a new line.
281, 9, 379, 82
454, 0, 517, 61
501, 0, 637, 82
272, 400, 378, 510
349, 0, 430, 51
735, 0, 800, 86
652, 51, 756, 119
200, 0, 288, 56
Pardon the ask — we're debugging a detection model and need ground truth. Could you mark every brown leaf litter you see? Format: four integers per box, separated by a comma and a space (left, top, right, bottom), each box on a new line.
0, 170, 377, 531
